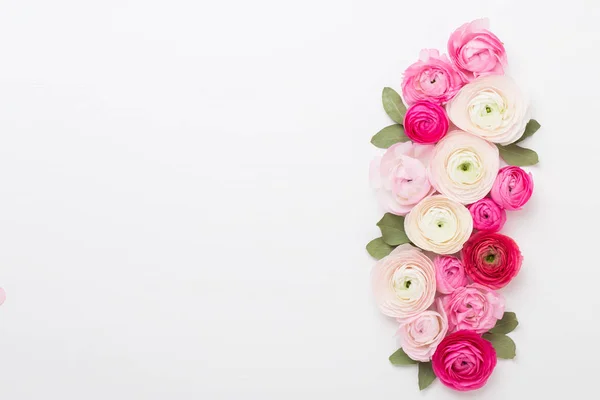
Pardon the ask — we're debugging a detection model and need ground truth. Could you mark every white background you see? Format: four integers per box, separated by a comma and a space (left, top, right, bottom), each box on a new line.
0, 0, 596, 399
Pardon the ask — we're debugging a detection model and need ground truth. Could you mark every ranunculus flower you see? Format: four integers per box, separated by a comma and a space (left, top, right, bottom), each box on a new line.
468, 198, 506, 232
428, 131, 499, 204
396, 299, 448, 362
442, 283, 505, 333
432, 330, 497, 391
371, 244, 436, 319
434, 256, 468, 294
369, 142, 435, 215
447, 18, 507, 81
404, 195, 473, 255
461, 231, 523, 289
401, 49, 465, 105
403, 101, 449, 144
446, 75, 529, 145
491, 166, 534, 211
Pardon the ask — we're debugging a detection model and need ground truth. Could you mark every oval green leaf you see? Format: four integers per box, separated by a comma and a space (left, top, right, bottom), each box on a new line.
370, 124, 409, 149
376, 213, 409, 246
389, 348, 417, 365
483, 333, 516, 359
418, 361, 436, 390
366, 237, 395, 260
515, 119, 541, 144
489, 312, 519, 334
497, 144, 539, 166
382, 87, 407, 124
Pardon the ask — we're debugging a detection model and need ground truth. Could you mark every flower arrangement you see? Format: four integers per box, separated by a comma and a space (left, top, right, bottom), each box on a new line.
367, 19, 538, 392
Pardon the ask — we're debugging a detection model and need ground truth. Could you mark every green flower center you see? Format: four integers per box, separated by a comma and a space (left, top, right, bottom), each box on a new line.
459, 162, 471, 172
405, 280, 412, 289
485, 105, 492, 113
485, 254, 496, 263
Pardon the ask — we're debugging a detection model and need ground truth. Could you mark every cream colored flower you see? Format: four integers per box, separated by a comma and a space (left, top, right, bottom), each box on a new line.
428, 131, 499, 204
404, 195, 473, 255
371, 244, 436, 319
446, 75, 529, 145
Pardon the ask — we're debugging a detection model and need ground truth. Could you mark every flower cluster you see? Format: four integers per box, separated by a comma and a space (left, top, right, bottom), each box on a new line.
367, 19, 539, 392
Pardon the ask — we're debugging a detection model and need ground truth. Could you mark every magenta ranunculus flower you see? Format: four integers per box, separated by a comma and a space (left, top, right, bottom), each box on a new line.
401, 49, 465, 106
491, 166, 534, 211
432, 330, 497, 391
468, 198, 506, 232
434, 256, 468, 294
442, 283, 505, 333
462, 231, 523, 289
447, 18, 507, 81
403, 101, 449, 144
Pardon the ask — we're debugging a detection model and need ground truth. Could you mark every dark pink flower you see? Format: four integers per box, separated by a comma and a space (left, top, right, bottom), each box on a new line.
468, 198, 507, 232
403, 101, 449, 144
462, 231, 523, 289
432, 330, 497, 391
491, 166, 534, 211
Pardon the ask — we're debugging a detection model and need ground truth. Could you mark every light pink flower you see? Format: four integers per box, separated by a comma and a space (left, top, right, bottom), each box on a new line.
401, 49, 465, 105
434, 256, 468, 294
442, 283, 505, 333
468, 198, 507, 232
371, 244, 436, 320
396, 299, 448, 362
447, 18, 507, 81
491, 166, 534, 210
370, 142, 435, 216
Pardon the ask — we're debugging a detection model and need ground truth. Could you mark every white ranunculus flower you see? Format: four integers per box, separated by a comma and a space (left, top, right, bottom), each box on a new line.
404, 195, 473, 255
371, 244, 436, 320
446, 75, 529, 145
428, 131, 499, 204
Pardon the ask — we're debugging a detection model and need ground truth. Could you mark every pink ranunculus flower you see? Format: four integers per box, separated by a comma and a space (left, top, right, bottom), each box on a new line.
432, 330, 497, 391
369, 142, 435, 216
447, 18, 507, 81
434, 256, 468, 294
442, 283, 505, 333
462, 231, 523, 290
371, 244, 437, 320
401, 49, 465, 106
396, 299, 448, 362
468, 198, 507, 232
490, 166, 534, 211
403, 101, 449, 144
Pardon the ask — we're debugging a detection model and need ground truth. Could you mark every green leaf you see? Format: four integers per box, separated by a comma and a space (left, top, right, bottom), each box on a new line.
515, 119, 541, 144
382, 87, 407, 124
418, 362, 436, 390
489, 312, 519, 334
370, 124, 409, 149
366, 237, 395, 260
483, 333, 516, 359
497, 144, 539, 166
377, 213, 410, 246
389, 348, 417, 365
